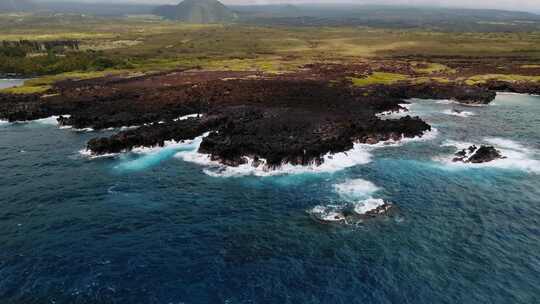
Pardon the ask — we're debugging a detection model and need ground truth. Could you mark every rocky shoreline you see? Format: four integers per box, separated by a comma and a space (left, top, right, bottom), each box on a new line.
0, 65, 523, 169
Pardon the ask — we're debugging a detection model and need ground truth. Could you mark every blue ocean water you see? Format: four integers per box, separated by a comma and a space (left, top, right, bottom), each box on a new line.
1, 87, 540, 303
0, 79, 25, 90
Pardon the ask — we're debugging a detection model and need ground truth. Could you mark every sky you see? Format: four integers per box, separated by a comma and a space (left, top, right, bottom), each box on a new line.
35, 0, 540, 13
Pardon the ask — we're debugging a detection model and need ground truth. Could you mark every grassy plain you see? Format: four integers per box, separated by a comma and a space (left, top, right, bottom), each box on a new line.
2, 13, 540, 93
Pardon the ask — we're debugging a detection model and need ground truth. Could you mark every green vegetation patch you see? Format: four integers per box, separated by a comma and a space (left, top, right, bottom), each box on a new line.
466, 74, 540, 85
413, 76, 451, 84
0, 50, 132, 76
1, 84, 51, 94
413, 62, 455, 74
0, 70, 131, 94
350, 72, 409, 86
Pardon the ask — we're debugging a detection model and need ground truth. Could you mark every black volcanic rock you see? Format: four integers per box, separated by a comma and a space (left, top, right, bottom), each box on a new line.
481, 80, 540, 95
453, 145, 505, 164
2, 70, 435, 169
87, 117, 215, 155
153, 0, 237, 23
380, 83, 496, 105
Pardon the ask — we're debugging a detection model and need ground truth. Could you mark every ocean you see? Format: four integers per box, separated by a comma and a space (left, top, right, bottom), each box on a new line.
1, 80, 539, 303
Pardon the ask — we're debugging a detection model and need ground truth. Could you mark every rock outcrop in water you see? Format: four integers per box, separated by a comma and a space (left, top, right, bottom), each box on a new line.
453, 145, 505, 163
310, 200, 395, 224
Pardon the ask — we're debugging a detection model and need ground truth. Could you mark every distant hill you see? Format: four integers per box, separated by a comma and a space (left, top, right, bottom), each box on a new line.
154, 0, 237, 23
0, 0, 35, 11
235, 4, 540, 32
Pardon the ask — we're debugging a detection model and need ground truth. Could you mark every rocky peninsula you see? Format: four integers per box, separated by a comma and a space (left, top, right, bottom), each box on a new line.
0, 64, 507, 169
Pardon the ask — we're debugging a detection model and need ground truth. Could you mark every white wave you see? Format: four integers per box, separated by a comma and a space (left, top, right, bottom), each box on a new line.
0, 119, 9, 125
131, 136, 204, 155
369, 128, 438, 148
441, 109, 475, 117
178, 142, 375, 177
441, 139, 474, 150
308, 198, 390, 224
353, 198, 386, 215
376, 103, 412, 119
179, 143, 373, 177
308, 205, 347, 223
484, 137, 529, 152
376, 104, 410, 118
119, 125, 140, 131
435, 138, 540, 174
334, 179, 380, 200
334, 179, 386, 215
435, 99, 456, 105
176, 129, 437, 177
173, 114, 202, 121
496, 92, 540, 97
32, 115, 71, 126
60, 126, 95, 132
81, 134, 207, 161
75, 128, 95, 132
79, 149, 119, 159
33, 116, 61, 125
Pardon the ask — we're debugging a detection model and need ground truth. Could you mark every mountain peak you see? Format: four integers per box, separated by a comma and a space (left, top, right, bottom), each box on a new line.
154, 0, 237, 23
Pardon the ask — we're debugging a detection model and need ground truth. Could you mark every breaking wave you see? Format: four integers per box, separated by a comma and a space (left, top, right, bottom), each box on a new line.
334, 179, 380, 200
80, 135, 206, 166
175, 129, 437, 177
177, 142, 374, 177
174, 114, 202, 121
441, 109, 475, 117
376, 103, 412, 119
33, 115, 69, 126
435, 138, 540, 174
308, 179, 391, 224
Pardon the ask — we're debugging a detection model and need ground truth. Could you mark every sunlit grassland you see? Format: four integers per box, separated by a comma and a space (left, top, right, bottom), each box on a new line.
2, 13, 540, 89
350, 72, 409, 86
0, 70, 133, 94
465, 74, 540, 85
3, 14, 540, 65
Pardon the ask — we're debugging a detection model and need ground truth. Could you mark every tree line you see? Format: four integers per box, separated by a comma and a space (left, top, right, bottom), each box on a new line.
0, 40, 81, 57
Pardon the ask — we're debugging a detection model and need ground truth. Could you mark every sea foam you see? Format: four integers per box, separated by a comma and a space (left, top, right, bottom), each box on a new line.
174, 114, 202, 121
81, 134, 206, 161
435, 137, 540, 174
176, 129, 437, 177
441, 109, 475, 117
177, 141, 374, 177
353, 198, 386, 215
334, 179, 380, 200
376, 103, 412, 119
308, 179, 390, 223
33, 115, 70, 126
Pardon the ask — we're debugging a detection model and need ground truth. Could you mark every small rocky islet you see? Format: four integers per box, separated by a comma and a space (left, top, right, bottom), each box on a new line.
452, 145, 506, 164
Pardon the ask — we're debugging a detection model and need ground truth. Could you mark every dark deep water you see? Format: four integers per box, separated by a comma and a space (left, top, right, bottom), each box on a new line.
1, 87, 540, 303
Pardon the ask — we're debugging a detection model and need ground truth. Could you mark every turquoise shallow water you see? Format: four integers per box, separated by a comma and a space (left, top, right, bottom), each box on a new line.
1, 88, 540, 303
